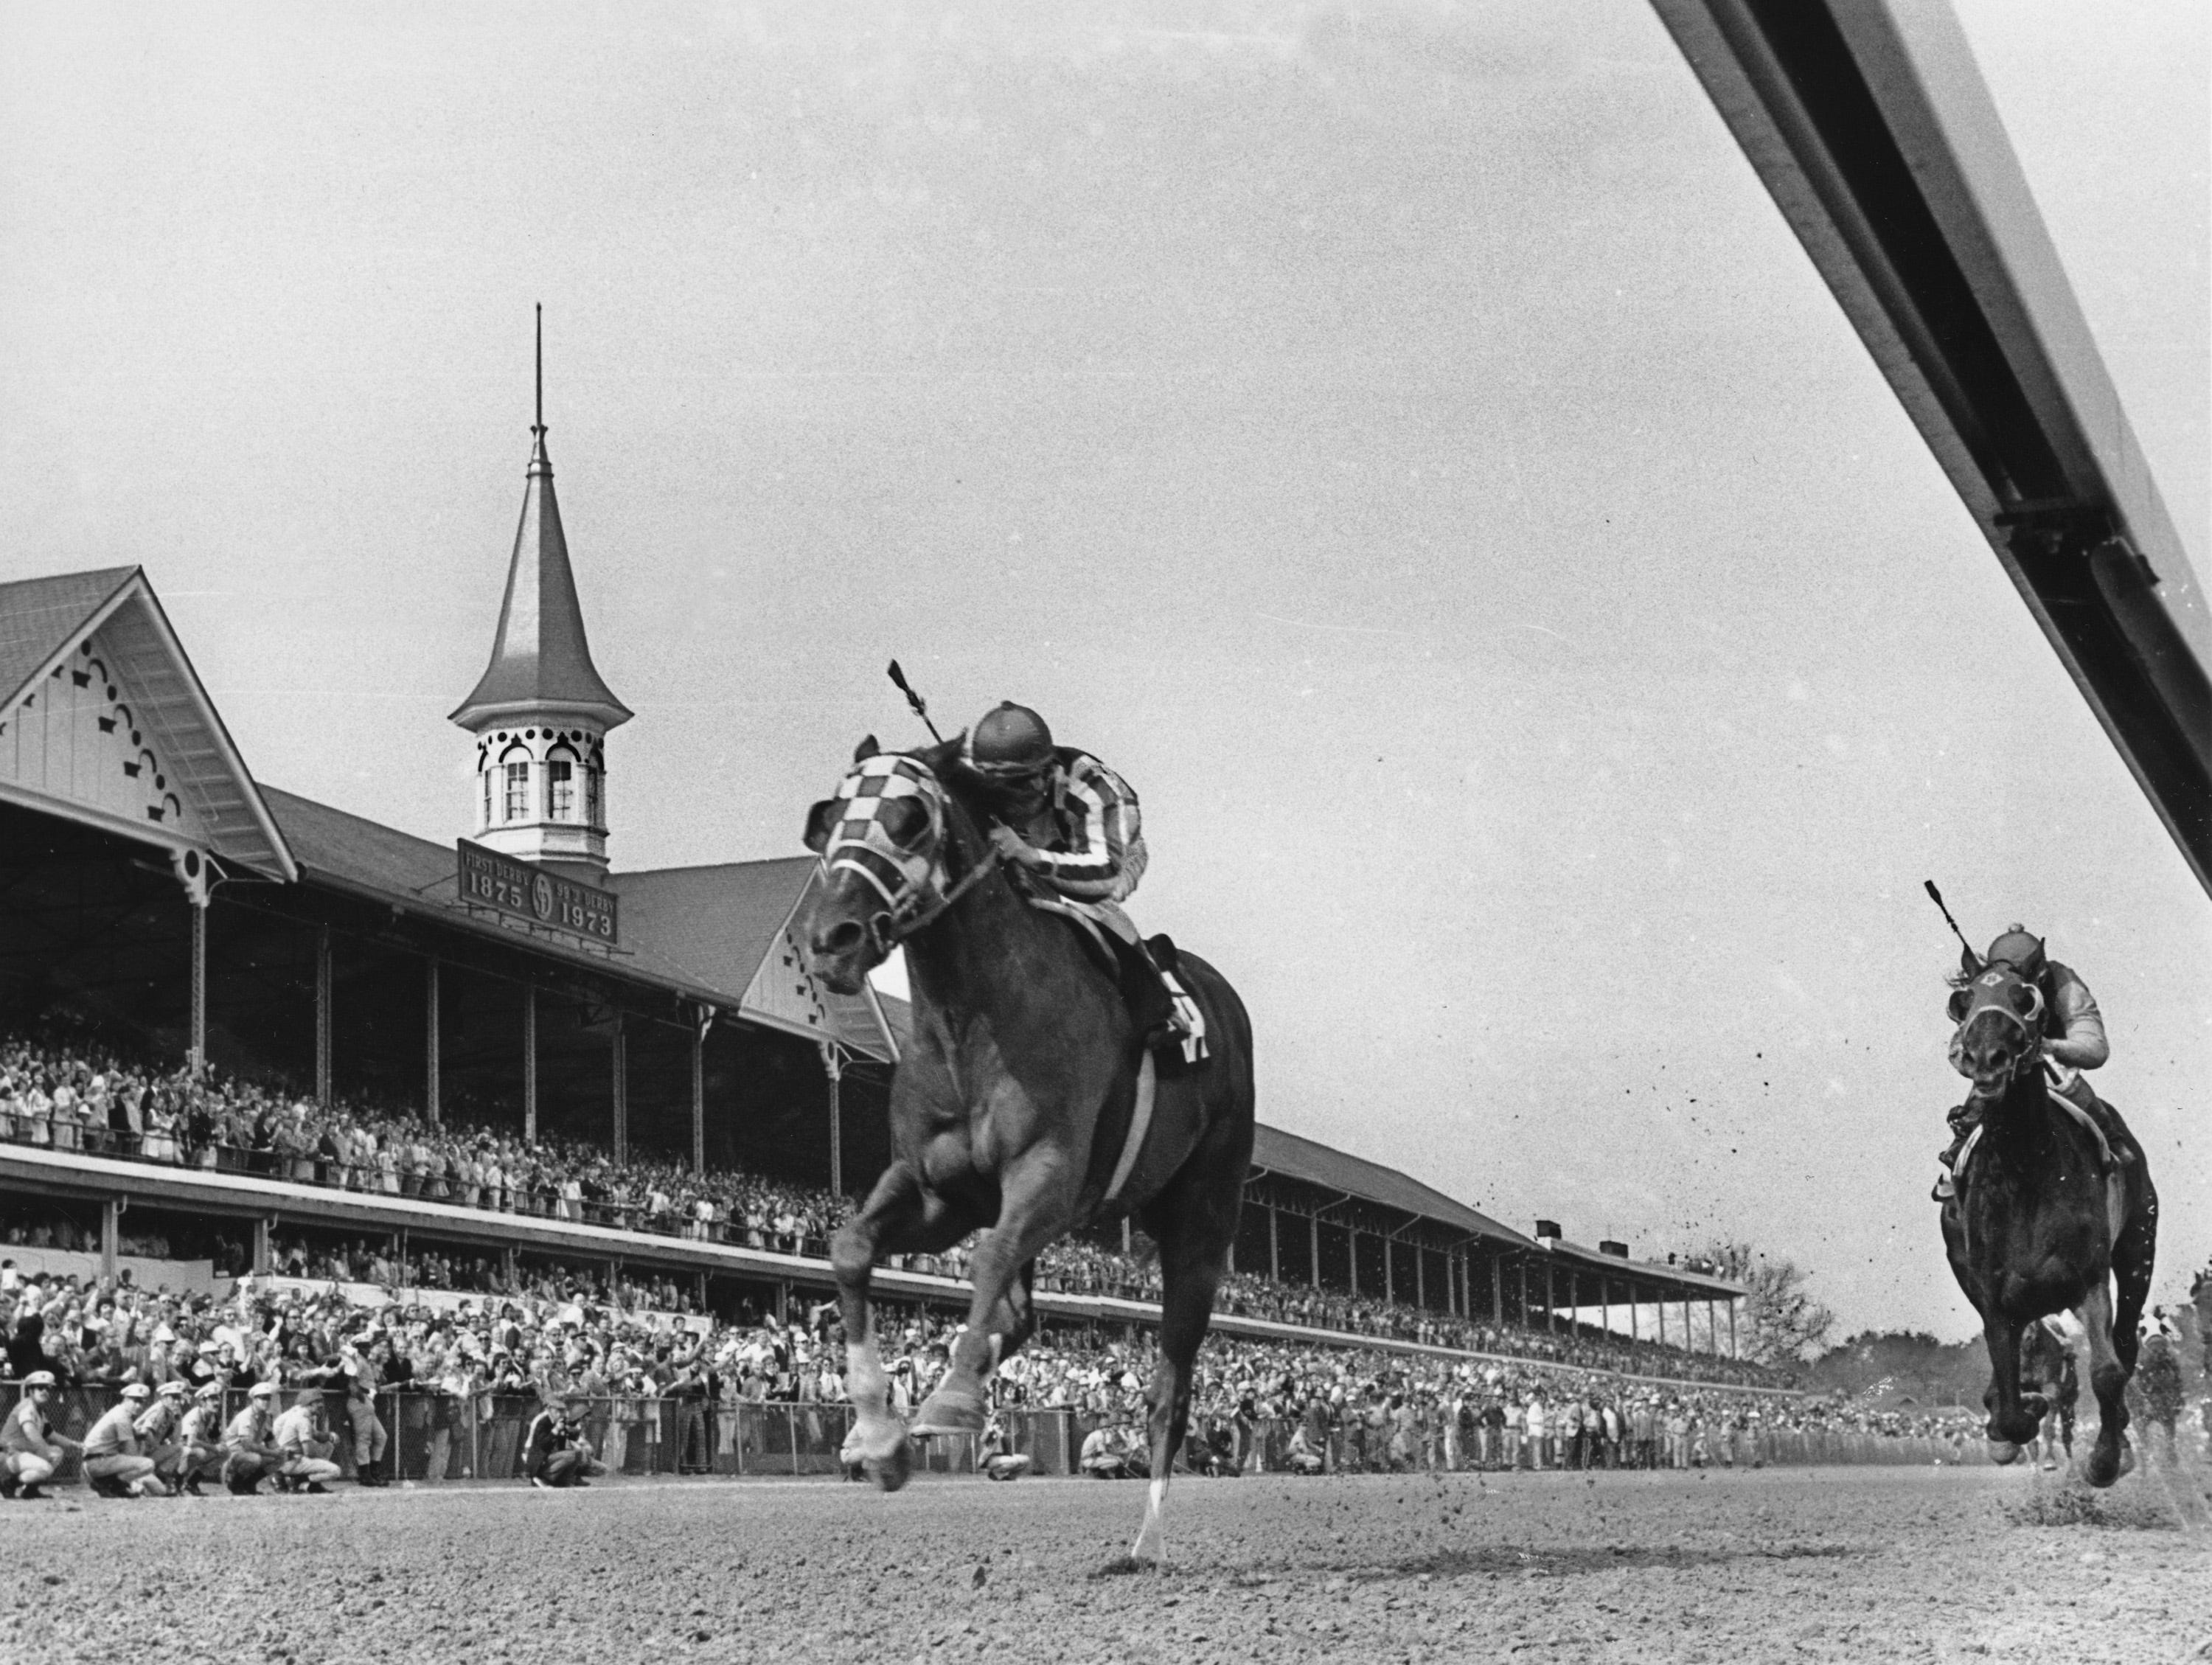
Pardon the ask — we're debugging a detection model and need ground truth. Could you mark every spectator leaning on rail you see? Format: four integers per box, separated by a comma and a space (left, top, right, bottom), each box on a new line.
335, 1332, 391, 1487
1, 1370, 80, 1499
270, 1388, 342, 1493
82, 1381, 167, 1497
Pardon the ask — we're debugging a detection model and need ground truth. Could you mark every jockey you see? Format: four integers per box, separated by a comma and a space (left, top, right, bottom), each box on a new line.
1935, 925, 2134, 1200
964, 702, 1189, 1054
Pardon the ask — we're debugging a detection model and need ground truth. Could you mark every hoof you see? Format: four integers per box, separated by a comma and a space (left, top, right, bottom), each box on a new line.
1987, 1440, 2020, 1467
867, 1441, 913, 1493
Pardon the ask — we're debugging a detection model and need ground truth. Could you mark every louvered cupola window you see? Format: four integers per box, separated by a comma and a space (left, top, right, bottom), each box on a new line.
585, 763, 602, 829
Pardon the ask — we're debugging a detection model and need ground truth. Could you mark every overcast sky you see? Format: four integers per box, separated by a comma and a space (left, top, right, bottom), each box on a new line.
2, 1, 2204, 1341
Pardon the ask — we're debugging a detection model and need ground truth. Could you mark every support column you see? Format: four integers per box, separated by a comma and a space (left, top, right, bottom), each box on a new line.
819, 1041, 841, 1199
1517, 1259, 1527, 1327
1600, 1276, 1610, 1339
1309, 1212, 1321, 1290
100, 1199, 120, 1280
188, 898, 208, 1077
1729, 1299, 1739, 1360
1545, 1261, 1555, 1331
1658, 1293, 1667, 1346
253, 1217, 273, 1276
1630, 1283, 1640, 1341
1347, 1228, 1358, 1297
1121, 1218, 1132, 1254
425, 959, 441, 1125
1568, 1270, 1579, 1335
1492, 1256, 1503, 1324
692, 1013, 709, 1177
611, 1018, 628, 1164
522, 984, 538, 1141
1413, 1241, 1425, 1310
1267, 1202, 1280, 1282
315, 924, 333, 1105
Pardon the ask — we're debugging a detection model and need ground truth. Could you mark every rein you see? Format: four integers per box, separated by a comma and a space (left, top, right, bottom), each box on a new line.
886, 844, 1000, 944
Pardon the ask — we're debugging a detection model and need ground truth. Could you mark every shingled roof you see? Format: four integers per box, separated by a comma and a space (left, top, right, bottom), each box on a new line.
449, 424, 630, 731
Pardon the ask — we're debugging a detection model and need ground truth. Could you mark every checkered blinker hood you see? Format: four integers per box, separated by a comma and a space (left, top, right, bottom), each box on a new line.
1955, 964, 2045, 1037
816, 753, 950, 920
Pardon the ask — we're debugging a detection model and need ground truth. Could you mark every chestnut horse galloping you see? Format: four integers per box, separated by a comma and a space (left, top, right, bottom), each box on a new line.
799, 737, 1255, 1560
1941, 962, 2157, 1487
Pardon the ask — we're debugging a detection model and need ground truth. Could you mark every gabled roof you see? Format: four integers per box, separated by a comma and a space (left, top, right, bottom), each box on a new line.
613, 859, 896, 1062
0, 566, 296, 879
1538, 1233, 1746, 1300
450, 428, 631, 731
1248, 1122, 1537, 1250
262, 785, 711, 998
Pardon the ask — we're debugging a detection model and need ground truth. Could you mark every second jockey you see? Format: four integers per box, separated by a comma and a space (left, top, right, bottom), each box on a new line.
1935, 925, 2137, 1200
962, 701, 1189, 1055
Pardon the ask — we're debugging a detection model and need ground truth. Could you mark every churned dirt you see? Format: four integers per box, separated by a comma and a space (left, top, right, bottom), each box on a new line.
6, 1464, 2205, 1664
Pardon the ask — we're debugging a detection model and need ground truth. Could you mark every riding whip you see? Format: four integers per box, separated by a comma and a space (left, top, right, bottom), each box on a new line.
886, 660, 942, 742
1923, 880, 1980, 969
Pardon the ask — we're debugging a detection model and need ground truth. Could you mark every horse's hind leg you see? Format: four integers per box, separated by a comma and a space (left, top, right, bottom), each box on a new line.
1128, 1121, 1248, 1563
830, 1161, 980, 1489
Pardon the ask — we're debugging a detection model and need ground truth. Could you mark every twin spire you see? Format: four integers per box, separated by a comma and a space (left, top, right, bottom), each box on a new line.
450, 305, 632, 732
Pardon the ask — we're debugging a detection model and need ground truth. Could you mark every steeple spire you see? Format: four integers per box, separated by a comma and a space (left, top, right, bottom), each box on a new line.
451, 310, 630, 879
451, 309, 630, 732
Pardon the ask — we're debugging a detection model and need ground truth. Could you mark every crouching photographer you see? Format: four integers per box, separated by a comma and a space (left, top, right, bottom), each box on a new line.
524, 1395, 606, 1490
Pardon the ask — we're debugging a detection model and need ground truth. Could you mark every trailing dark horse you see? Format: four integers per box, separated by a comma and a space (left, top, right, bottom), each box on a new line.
798, 736, 1255, 1560
1940, 962, 2157, 1487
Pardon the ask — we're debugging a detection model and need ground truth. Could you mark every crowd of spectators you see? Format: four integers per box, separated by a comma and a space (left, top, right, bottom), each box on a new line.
1, 1254, 1989, 1495
0, 1029, 1787, 1396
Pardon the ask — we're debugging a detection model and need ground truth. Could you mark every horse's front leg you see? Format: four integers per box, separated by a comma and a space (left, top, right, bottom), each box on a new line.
831, 1161, 978, 1489
2075, 1281, 2132, 1488
910, 1148, 1077, 1437
1980, 1315, 2037, 1457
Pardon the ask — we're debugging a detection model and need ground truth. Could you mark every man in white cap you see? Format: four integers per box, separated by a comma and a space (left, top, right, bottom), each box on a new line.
83, 1383, 166, 1497
0, 1372, 80, 1499
221, 1383, 283, 1495
271, 1388, 342, 1493
136, 1380, 192, 1493
175, 1383, 228, 1495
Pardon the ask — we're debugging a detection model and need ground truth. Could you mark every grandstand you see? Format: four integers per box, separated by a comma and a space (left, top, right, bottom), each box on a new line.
0, 396, 1744, 1373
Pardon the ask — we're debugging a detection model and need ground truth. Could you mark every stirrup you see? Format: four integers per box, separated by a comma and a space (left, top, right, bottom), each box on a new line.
1932, 1170, 1955, 1203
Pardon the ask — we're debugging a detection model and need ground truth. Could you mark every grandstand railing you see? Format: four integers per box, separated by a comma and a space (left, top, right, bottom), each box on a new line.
0, 1130, 1792, 1396
0, 1381, 1992, 1484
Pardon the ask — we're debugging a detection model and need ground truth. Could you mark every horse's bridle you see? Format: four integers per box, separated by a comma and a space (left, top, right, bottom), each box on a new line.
1957, 967, 2047, 1094
815, 753, 998, 954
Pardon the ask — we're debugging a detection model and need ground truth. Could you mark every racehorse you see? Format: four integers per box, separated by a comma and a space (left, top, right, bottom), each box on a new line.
2017, 1315, 2079, 1468
1940, 961, 2157, 1487
798, 736, 1256, 1560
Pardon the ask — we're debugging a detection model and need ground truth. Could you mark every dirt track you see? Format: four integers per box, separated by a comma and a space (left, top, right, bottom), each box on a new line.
6, 1465, 2205, 1664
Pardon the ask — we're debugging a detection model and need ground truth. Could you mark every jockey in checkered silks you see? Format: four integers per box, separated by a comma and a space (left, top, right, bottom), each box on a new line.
1933, 925, 2138, 1201
964, 702, 1192, 1056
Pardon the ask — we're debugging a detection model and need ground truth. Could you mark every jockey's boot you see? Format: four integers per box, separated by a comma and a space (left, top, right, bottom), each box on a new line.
1932, 1104, 1978, 1203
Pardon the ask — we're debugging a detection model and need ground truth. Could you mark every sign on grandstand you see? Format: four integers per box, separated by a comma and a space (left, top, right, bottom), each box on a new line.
457, 839, 619, 943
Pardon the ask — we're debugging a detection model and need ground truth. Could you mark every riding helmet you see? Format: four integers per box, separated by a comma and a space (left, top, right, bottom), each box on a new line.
1983, 925, 2046, 980
967, 702, 1055, 779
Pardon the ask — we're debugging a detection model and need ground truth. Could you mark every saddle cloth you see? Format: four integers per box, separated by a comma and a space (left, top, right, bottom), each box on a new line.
1021, 893, 1208, 1066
